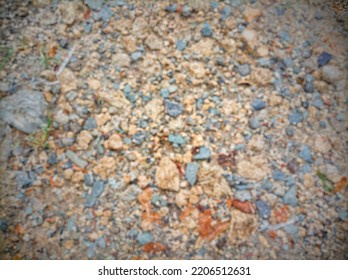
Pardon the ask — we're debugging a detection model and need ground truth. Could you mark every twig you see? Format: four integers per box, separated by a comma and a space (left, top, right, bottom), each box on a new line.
57, 45, 76, 76
261, 217, 297, 232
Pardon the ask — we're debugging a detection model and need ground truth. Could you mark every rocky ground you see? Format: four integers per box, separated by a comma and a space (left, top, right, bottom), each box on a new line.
0, 0, 347, 260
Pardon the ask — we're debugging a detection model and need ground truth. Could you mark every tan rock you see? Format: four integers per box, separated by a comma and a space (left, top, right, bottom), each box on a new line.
175, 189, 190, 208
114, 18, 132, 35
59, 69, 77, 94
112, 53, 130, 68
198, 162, 231, 198
95, 113, 111, 127
77, 130, 93, 150
191, 134, 204, 147
313, 80, 329, 93
122, 35, 137, 53
191, 38, 215, 56
189, 62, 206, 79
145, 33, 163, 50
303, 173, 315, 188
145, 98, 163, 120
269, 95, 283, 106
312, 135, 331, 154
93, 156, 116, 180
256, 45, 269, 57
251, 67, 273, 86
228, 209, 258, 245
220, 38, 236, 54
222, 99, 241, 115
71, 171, 84, 183
40, 70, 56, 81
237, 156, 270, 181
95, 91, 130, 113
104, 133, 123, 151
88, 78, 101, 90
155, 157, 180, 192
244, 7, 262, 22
59, 1, 85, 26
248, 135, 265, 152
225, 17, 237, 29
132, 17, 148, 38
241, 28, 258, 52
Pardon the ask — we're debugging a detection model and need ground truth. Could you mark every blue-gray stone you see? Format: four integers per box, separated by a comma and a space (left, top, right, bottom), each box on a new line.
98, 5, 113, 21
312, 98, 324, 109
130, 51, 142, 62
185, 162, 199, 186
249, 117, 261, 129
315, 11, 323, 20
164, 100, 184, 117
85, 0, 105, 10
255, 200, 271, 219
302, 48, 312, 59
338, 209, 347, 221
16, 171, 35, 188
285, 126, 295, 137
238, 63, 250, 76
284, 176, 296, 188
235, 190, 252, 202
284, 224, 298, 240
123, 84, 131, 94
175, 39, 187, 51
137, 232, 153, 245
165, 4, 177, 12
299, 144, 312, 163
182, 5, 193, 17
318, 51, 332, 67
160, 88, 170, 99
85, 181, 105, 208
257, 58, 272, 68
84, 174, 93, 186
216, 57, 225, 66
301, 163, 312, 174
83, 21, 93, 33
138, 119, 148, 129
201, 22, 212, 37
193, 146, 211, 160
127, 229, 139, 238
278, 30, 290, 42
83, 117, 97, 130
168, 85, 177, 93
220, 6, 232, 20
168, 134, 186, 146
0, 218, 8, 232
288, 110, 303, 125
96, 237, 106, 248
66, 150, 88, 168
336, 113, 345, 122
319, 120, 326, 128
211, 1, 219, 9
67, 215, 77, 233
132, 131, 145, 145
251, 99, 266, 110
283, 57, 293, 68
304, 81, 315, 93
283, 187, 298, 206
272, 169, 286, 181
48, 152, 57, 165
151, 194, 167, 207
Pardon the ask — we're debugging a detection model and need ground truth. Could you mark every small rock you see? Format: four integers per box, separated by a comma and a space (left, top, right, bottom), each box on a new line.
77, 130, 93, 150
85, 0, 104, 10
164, 100, 184, 117
241, 28, 258, 52
66, 150, 88, 169
272, 169, 286, 181
283, 187, 297, 206
85, 181, 105, 208
84, 174, 93, 186
251, 99, 266, 110
48, 152, 57, 165
104, 133, 123, 150
0, 218, 8, 232
16, 171, 35, 188
132, 131, 146, 145
145, 33, 163, 50
97, 5, 113, 22
175, 39, 187, 51
137, 232, 153, 245
181, 5, 193, 17
288, 110, 303, 125
193, 146, 211, 160
83, 117, 97, 130
237, 156, 270, 181
130, 51, 142, 62
249, 117, 261, 129
255, 200, 271, 219
321, 65, 343, 84
243, 7, 262, 22
299, 144, 312, 163
235, 190, 252, 202
201, 22, 212, 37
185, 162, 199, 186
59, 69, 77, 94
238, 63, 251, 76
168, 134, 186, 146
285, 126, 295, 137
317, 51, 332, 67
155, 157, 180, 192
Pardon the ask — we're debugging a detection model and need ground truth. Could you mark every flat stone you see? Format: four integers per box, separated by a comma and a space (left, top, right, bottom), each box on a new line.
193, 146, 211, 160
185, 162, 199, 186
249, 117, 261, 129
155, 157, 180, 192
317, 51, 332, 67
85, 181, 105, 208
66, 150, 88, 168
175, 39, 187, 51
251, 99, 266, 110
235, 190, 252, 202
137, 232, 153, 245
145, 33, 163, 50
299, 144, 312, 163
16, 171, 35, 188
201, 22, 212, 37
85, 0, 104, 10
238, 63, 251, 76
288, 110, 303, 125
168, 134, 186, 146
255, 200, 271, 219
83, 117, 97, 130
164, 100, 184, 117
283, 187, 298, 206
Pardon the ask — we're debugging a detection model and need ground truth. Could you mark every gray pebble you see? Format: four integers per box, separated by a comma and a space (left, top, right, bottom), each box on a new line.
238, 63, 251, 76
66, 150, 88, 169
130, 51, 142, 62
201, 22, 212, 37
285, 126, 295, 137
299, 144, 312, 163
164, 100, 184, 117
251, 99, 266, 110
193, 146, 211, 160
249, 117, 261, 129
16, 171, 35, 188
85, 181, 105, 208
168, 134, 186, 146
83, 117, 97, 130
185, 162, 199, 186
288, 110, 303, 125
235, 190, 252, 202
255, 200, 271, 219
132, 131, 146, 145
137, 232, 153, 245
283, 187, 298, 206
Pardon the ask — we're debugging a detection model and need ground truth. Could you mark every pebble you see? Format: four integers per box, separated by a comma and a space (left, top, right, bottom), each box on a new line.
181, 5, 193, 17
185, 162, 199, 186
251, 99, 266, 110
317, 51, 332, 67
137, 232, 153, 245
283, 187, 298, 206
272, 169, 286, 182
130, 51, 142, 62
84, 21, 93, 33
201, 22, 212, 37
164, 100, 184, 117
234, 190, 252, 202
84, 174, 93, 186
83, 117, 97, 130
285, 126, 295, 137
193, 146, 211, 160
299, 145, 312, 163
48, 152, 57, 165
85, 181, 105, 208
16, 171, 35, 188
132, 131, 146, 145
168, 134, 186, 146
249, 117, 261, 129
238, 63, 251, 76
85, 0, 105, 10
288, 110, 303, 125
97, 5, 113, 22
261, 179, 273, 191
255, 200, 271, 219
66, 150, 88, 169
0, 218, 8, 232
321, 65, 343, 84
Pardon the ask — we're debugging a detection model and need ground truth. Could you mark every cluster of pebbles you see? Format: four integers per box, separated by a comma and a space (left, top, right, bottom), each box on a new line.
0, 0, 347, 259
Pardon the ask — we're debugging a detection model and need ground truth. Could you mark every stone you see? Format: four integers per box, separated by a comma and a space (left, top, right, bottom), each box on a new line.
145, 98, 163, 120
77, 130, 93, 150
155, 157, 180, 192
321, 65, 343, 84
255, 200, 271, 219
198, 162, 231, 198
288, 110, 303, 125
85, 0, 104, 10
137, 232, 153, 245
182, 5, 193, 17
272, 169, 286, 182
59, 69, 77, 94
104, 133, 123, 150
176, 39, 187, 51
83, 117, 97, 130
237, 156, 270, 181
132, 131, 145, 145
201, 22, 212, 37
130, 51, 142, 62
164, 100, 184, 117
189, 62, 206, 79
299, 144, 312, 163
243, 7, 262, 22
168, 134, 186, 146
317, 51, 332, 67
283, 187, 297, 206
312, 135, 331, 154
97, 5, 113, 22
145, 33, 163, 50
85, 181, 105, 208
238, 63, 251, 76
193, 146, 211, 160
224, 17, 237, 29
66, 150, 88, 169
228, 209, 258, 245
88, 79, 101, 90
16, 171, 35, 188
122, 35, 137, 53
93, 156, 116, 180
235, 190, 252, 202
251, 99, 266, 110
249, 117, 261, 129
185, 162, 199, 186
0, 90, 48, 134
112, 53, 130, 68
241, 28, 258, 52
